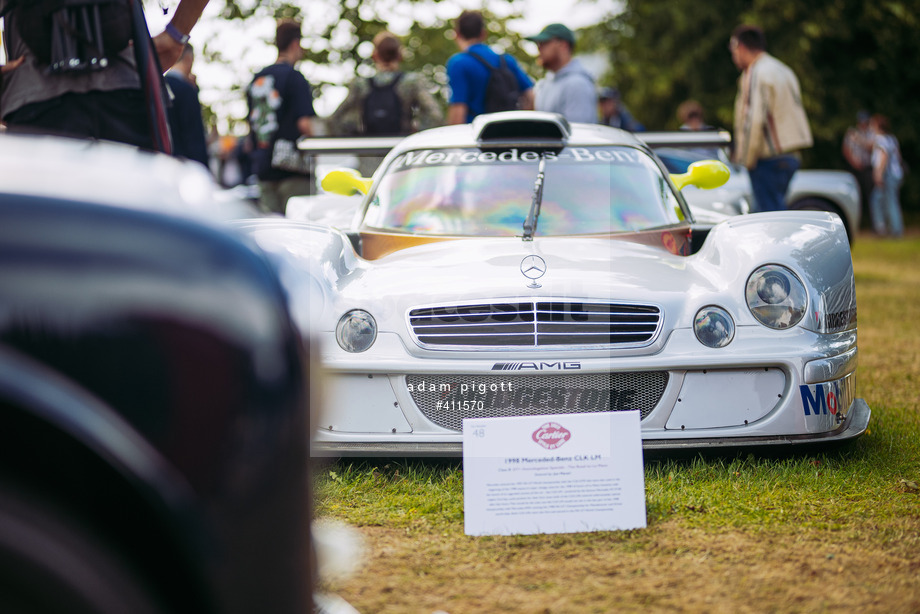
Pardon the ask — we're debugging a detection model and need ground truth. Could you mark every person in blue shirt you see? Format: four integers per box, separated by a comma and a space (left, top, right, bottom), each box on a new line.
446, 10, 534, 125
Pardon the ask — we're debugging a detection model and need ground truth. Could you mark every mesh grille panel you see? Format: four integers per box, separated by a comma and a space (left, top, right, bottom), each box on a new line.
407, 372, 668, 431
408, 301, 661, 348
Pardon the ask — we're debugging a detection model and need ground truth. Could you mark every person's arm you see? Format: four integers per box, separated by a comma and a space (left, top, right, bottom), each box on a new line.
842, 132, 861, 169
325, 81, 363, 135
733, 70, 766, 169
297, 116, 312, 137
447, 103, 468, 125
291, 72, 316, 137
751, 61, 785, 163
873, 144, 888, 186
153, 0, 210, 70
503, 56, 534, 111
518, 88, 534, 111
411, 78, 444, 131
1, 56, 24, 74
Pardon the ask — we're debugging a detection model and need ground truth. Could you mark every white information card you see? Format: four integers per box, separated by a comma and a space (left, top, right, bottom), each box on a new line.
462, 412, 646, 536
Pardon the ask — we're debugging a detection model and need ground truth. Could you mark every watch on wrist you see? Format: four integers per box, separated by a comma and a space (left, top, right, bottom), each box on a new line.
165, 22, 190, 45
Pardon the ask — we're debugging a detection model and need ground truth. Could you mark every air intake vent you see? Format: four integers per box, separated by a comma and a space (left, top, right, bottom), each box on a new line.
408, 371, 668, 430
408, 301, 662, 349
473, 111, 570, 144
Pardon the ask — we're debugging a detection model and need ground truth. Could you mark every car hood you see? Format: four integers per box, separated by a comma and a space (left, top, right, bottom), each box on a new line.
247, 210, 852, 344
335, 234, 715, 323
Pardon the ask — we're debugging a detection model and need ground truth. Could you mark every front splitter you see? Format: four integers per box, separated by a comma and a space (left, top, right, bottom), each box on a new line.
311, 399, 871, 457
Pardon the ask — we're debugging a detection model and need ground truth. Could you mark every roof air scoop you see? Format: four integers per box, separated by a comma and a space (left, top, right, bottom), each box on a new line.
474, 111, 570, 147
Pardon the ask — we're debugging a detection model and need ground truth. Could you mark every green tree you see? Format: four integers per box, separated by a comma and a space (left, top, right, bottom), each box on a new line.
583, 0, 920, 217
191, 0, 534, 134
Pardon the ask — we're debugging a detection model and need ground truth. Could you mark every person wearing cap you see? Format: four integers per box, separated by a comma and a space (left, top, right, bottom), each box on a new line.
526, 23, 597, 124
729, 24, 812, 212
599, 86, 644, 132
842, 110, 875, 224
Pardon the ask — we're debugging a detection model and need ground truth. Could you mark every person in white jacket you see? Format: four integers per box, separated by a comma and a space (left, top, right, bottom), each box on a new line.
730, 24, 813, 212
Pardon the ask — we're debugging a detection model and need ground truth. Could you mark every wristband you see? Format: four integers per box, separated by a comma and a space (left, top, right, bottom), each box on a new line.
165, 22, 190, 45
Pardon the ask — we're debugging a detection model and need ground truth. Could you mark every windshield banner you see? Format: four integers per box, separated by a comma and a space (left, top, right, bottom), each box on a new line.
391, 147, 646, 171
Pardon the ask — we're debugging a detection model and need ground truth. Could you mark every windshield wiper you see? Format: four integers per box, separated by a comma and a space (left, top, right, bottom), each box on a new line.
521, 153, 546, 241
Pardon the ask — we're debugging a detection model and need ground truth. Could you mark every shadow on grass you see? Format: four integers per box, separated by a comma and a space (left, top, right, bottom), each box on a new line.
314, 435, 884, 473
642, 436, 872, 466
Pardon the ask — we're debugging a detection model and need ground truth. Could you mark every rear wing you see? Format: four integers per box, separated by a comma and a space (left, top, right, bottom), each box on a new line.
295, 130, 732, 156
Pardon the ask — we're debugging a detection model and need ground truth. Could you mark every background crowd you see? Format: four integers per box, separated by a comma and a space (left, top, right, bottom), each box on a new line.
0, 2, 909, 232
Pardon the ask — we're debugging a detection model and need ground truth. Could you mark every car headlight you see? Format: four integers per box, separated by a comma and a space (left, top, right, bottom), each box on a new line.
746, 265, 807, 329
336, 310, 377, 352
694, 306, 735, 348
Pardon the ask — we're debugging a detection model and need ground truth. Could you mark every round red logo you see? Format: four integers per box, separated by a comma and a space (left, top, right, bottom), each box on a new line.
532, 422, 571, 450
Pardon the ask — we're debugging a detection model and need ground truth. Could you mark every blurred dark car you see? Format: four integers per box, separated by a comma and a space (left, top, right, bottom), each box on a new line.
0, 134, 313, 614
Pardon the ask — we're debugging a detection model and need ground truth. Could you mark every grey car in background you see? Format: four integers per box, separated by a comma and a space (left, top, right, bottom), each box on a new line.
654, 146, 861, 238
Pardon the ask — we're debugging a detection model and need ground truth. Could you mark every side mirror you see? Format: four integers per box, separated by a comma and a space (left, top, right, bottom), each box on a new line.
321, 169, 374, 196
670, 160, 731, 191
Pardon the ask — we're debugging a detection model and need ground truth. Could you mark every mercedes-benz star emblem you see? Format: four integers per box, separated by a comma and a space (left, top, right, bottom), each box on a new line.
520, 255, 546, 288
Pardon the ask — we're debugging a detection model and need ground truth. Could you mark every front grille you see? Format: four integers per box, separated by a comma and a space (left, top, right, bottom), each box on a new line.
408, 301, 662, 349
407, 372, 668, 431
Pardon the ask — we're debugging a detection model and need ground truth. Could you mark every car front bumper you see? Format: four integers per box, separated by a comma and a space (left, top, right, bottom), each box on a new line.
312, 399, 870, 457
311, 327, 868, 457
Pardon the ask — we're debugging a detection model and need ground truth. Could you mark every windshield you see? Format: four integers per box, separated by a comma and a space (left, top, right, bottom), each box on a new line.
361, 146, 684, 236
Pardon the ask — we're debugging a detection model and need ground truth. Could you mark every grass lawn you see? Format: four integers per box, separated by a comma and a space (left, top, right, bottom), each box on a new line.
314, 232, 920, 614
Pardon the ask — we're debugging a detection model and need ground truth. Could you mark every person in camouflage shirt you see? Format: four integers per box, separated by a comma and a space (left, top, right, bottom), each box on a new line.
327, 31, 443, 137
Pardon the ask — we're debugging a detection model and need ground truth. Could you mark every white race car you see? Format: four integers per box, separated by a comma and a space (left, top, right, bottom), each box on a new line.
239, 112, 870, 456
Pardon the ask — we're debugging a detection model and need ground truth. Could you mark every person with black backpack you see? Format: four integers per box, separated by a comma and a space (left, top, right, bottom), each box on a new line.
1, 0, 210, 150
327, 31, 442, 138
326, 31, 442, 177
446, 10, 534, 125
